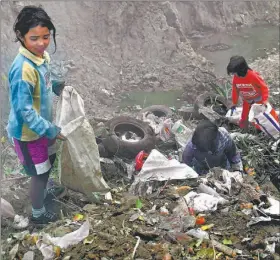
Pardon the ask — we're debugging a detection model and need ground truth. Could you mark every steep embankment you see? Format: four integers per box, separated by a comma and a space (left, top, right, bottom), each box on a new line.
1, 1, 279, 117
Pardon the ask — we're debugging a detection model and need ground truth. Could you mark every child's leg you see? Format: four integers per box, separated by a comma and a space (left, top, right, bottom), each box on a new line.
30, 172, 50, 216
239, 101, 251, 129
13, 137, 58, 222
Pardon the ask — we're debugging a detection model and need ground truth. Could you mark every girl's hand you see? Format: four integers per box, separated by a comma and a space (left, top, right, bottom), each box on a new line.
56, 133, 67, 141
53, 80, 65, 96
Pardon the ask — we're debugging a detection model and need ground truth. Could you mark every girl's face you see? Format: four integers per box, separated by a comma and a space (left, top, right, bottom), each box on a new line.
22, 25, 51, 57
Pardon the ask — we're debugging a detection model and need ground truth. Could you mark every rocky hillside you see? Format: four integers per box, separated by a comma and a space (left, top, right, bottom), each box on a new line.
1, 1, 279, 117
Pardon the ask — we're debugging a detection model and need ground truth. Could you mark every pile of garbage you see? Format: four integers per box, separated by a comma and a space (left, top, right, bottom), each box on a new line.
3, 167, 280, 259
2, 91, 280, 260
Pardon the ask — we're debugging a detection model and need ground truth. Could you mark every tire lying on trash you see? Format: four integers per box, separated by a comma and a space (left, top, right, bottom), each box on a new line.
102, 116, 156, 159
138, 105, 173, 118
194, 92, 229, 117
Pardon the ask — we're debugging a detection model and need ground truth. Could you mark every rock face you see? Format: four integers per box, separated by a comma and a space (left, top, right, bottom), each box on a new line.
1, 1, 279, 117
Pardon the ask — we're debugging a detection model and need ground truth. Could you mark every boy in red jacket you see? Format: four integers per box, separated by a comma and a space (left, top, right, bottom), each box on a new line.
227, 56, 279, 129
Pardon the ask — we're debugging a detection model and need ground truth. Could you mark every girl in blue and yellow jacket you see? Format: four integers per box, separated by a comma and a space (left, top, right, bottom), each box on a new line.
7, 5, 66, 224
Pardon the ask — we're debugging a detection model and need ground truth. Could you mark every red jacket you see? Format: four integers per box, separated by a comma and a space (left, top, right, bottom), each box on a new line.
232, 70, 269, 105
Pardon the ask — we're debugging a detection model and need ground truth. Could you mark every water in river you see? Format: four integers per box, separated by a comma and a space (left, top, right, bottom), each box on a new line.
189, 24, 279, 76
120, 25, 279, 108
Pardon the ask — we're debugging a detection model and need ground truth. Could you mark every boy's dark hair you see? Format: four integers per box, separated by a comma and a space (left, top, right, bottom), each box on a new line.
227, 55, 251, 77
192, 120, 218, 153
13, 5, 57, 52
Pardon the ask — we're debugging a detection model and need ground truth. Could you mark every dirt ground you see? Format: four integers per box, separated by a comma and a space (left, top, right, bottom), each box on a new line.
1, 157, 280, 260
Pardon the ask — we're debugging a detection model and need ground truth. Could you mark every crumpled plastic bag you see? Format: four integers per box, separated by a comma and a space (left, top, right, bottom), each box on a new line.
141, 112, 165, 135
226, 107, 242, 125
262, 197, 280, 216
186, 228, 210, 240
184, 191, 227, 213
36, 220, 90, 260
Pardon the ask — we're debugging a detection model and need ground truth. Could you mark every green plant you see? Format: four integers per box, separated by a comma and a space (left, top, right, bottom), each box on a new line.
209, 78, 232, 99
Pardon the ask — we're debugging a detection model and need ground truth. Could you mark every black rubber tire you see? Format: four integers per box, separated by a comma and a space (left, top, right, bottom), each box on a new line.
139, 105, 173, 118
102, 116, 156, 159
194, 92, 229, 116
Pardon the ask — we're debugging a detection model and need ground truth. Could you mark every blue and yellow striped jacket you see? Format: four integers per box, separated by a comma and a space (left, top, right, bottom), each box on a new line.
7, 46, 60, 141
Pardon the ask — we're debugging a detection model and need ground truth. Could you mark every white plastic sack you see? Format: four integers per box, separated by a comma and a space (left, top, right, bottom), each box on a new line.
56, 86, 110, 201
129, 149, 198, 195
249, 103, 280, 139
225, 107, 242, 125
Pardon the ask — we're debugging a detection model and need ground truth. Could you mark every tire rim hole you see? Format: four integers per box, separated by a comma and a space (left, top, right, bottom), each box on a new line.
114, 123, 145, 142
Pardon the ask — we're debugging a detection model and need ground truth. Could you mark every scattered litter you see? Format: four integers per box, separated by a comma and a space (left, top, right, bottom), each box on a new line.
201, 223, 214, 231
141, 112, 165, 136
160, 205, 169, 215
226, 106, 242, 125
240, 203, 253, 209
230, 132, 256, 140
13, 215, 29, 229
247, 216, 272, 227
242, 238, 253, 242
261, 197, 280, 216
12, 230, 30, 241
211, 239, 237, 257
121, 131, 142, 142
9, 243, 19, 260
135, 151, 149, 171
37, 220, 90, 256
129, 149, 198, 195
159, 215, 196, 232
159, 118, 173, 141
242, 209, 253, 215
265, 242, 276, 254
171, 120, 193, 147
195, 216, 206, 225
184, 191, 227, 213
73, 214, 84, 222
22, 251, 34, 260
186, 228, 209, 240
222, 238, 233, 245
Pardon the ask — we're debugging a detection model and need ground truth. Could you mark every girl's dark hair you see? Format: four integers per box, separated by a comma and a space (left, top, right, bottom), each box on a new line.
192, 120, 218, 153
13, 5, 57, 52
226, 55, 251, 77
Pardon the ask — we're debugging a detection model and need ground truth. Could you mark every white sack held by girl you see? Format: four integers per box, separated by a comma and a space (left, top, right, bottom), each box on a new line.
56, 86, 110, 201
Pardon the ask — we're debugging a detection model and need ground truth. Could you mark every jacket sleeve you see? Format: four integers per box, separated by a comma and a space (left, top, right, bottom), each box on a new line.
253, 72, 269, 103
11, 79, 61, 139
182, 141, 195, 167
231, 78, 239, 105
224, 132, 243, 171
